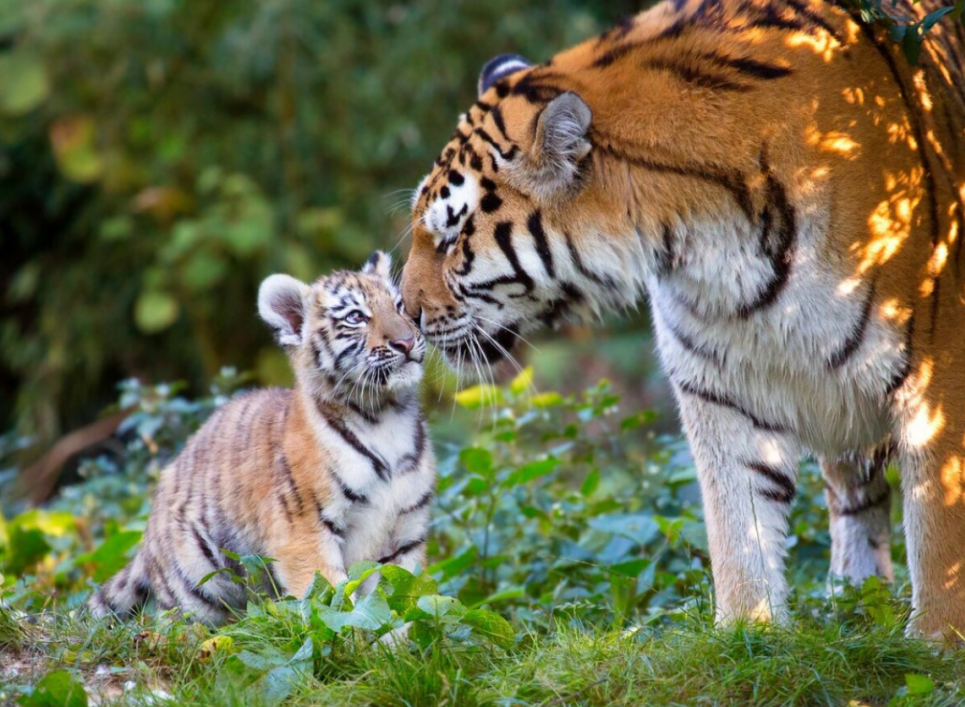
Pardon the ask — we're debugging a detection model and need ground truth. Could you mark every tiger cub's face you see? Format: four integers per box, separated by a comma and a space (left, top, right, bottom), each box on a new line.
259, 252, 425, 404
400, 54, 629, 369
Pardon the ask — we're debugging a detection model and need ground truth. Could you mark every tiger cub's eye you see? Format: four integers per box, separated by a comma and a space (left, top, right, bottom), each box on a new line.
344, 310, 368, 326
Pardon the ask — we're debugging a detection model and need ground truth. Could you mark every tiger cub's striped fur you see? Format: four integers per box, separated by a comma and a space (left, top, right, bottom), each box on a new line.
90, 253, 433, 624
400, 0, 965, 639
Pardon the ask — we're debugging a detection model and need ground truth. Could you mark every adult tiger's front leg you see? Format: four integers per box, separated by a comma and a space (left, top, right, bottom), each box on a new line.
674, 383, 802, 624
822, 452, 894, 586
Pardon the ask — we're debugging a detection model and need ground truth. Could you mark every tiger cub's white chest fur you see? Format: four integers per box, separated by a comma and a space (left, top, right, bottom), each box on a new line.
309, 398, 433, 567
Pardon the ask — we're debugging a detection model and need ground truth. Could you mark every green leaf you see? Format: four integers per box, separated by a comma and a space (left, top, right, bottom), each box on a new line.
10, 510, 75, 538
321, 591, 393, 632
381, 565, 438, 613
460, 447, 493, 476
902, 27, 923, 64
5, 527, 51, 576
255, 666, 300, 707
611, 558, 650, 578
428, 546, 478, 581
921, 6, 955, 31
454, 384, 502, 409
530, 392, 564, 408
416, 594, 465, 619
135, 290, 179, 333
469, 587, 525, 608
588, 513, 660, 545
50, 116, 103, 183
580, 468, 601, 496
904, 674, 934, 695
0, 53, 49, 116
78, 531, 142, 582
18, 670, 88, 707
502, 457, 560, 488
620, 410, 658, 431
464, 476, 489, 495
509, 366, 534, 395
460, 609, 515, 648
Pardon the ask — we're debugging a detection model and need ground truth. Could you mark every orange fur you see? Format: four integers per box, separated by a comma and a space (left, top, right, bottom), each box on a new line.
401, 0, 965, 639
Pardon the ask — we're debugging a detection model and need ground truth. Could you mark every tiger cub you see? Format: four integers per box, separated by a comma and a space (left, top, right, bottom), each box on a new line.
90, 252, 434, 625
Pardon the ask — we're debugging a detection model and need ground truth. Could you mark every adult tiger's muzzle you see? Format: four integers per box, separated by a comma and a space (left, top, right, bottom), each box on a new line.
400, 227, 455, 326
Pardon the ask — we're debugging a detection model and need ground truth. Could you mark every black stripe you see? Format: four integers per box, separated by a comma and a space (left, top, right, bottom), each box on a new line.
145, 553, 178, 610
928, 276, 940, 345
490, 105, 509, 142
747, 461, 796, 504
332, 471, 370, 504
379, 536, 427, 565
319, 407, 389, 482
665, 318, 724, 367
737, 165, 797, 317
323, 517, 343, 537
493, 221, 535, 294
827, 280, 876, 369
701, 51, 792, 79
885, 314, 915, 395
593, 140, 754, 220
657, 222, 677, 275
334, 341, 362, 371
474, 127, 519, 161
401, 491, 434, 515
510, 71, 564, 104
396, 418, 428, 475
857, 21, 938, 251
677, 380, 787, 433
781, 0, 846, 46
564, 231, 616, 288
641, 58, 750, 92
839, 488, 891, 516
527, 210, 556, 279
170, 560, 221, 611
192, 526, 221, 569
747, 4, 806, 34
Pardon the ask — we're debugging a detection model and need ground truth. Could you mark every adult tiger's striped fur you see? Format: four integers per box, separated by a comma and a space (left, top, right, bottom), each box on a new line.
400, 0, 965, 639
90, 253, 433, 625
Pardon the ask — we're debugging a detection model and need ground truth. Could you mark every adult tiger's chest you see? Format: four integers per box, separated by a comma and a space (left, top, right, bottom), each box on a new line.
644, 211, 907, 456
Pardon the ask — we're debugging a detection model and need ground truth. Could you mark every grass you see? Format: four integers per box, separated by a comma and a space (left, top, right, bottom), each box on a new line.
3, 593, 965, 707
3, 375, 965, 705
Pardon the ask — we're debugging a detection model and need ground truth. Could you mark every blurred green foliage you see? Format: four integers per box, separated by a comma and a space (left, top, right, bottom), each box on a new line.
0, 0, 638, 442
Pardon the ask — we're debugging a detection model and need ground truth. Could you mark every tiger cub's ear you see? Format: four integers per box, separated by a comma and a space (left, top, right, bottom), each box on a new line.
528, 91, 593, 199
362, 251, 393, 283
259, 274, 310, 347
478, 53, 531, 97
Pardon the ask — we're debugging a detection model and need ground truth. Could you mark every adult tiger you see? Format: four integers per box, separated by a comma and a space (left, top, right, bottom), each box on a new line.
400, 0, 965, 638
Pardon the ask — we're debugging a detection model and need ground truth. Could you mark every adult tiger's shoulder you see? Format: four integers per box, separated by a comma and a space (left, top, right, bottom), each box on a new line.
400, 0, 965, 640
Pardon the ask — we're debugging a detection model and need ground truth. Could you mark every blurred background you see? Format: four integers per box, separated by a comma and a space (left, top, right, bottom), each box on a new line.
1, 0, 672, 477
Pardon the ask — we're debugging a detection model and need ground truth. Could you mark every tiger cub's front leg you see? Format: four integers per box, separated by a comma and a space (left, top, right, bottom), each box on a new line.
270, 524, 347, 599
674, 385, 801, 624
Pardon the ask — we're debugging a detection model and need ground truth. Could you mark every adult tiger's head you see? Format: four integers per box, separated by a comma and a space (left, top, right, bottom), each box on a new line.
401, 53, 649, 368
260, 252, 426, 406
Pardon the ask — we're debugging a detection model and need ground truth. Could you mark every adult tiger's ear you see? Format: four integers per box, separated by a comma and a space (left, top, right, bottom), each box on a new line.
478, 53, 531, 97
362, 250, 392, 283
258, 274, 310, 347
525, 91, 593, 200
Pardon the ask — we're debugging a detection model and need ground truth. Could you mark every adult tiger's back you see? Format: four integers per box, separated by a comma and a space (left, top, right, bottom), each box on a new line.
400, 0, 965, 639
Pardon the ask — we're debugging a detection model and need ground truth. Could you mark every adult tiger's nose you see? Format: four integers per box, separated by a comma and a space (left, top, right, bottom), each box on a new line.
389, 335, 415, 357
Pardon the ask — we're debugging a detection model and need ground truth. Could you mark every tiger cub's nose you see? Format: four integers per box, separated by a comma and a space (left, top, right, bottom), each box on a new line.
389, 335, 415, 357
